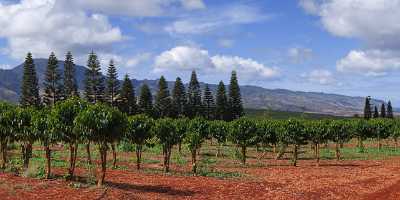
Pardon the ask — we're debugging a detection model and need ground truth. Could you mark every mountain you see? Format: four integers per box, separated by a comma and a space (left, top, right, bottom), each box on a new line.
0, 58, 387, 116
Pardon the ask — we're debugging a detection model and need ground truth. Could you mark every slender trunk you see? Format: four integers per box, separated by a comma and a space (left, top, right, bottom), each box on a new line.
1, 140, 7, 169
216, 143, 221, 158
275, 144, 286, 160
340, 142, 344, 148
22, 142, 32, 170
86, 142, 92, 165
111, 143, 117, 168
191, 149, 197, 174
293, 145, 298, 167
178, 142, 182, 153
45, 145, 51, 179
335, 142, 341, 161
97, 145, 107, 187
241, 146, 246, 165
163, 146, 171, 173
273, 144, 276, 154
68, 143, 76, 180
315, 143, 320, 166
378, 136, 382, 151
395, 138, 398, 149
136, 145, 142, 170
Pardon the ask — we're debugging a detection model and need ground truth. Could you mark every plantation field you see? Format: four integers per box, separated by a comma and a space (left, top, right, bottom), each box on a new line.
244, 109, 344, 120
0, 140, 400, 199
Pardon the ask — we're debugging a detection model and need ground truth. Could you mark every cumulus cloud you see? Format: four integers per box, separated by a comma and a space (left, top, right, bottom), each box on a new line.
126, 53, 152, 68
288, 47, 313, 63
154, 46, 280, 80
0, 0, 123, 59
300, 0, 400, 75
0, 64, 12, 70
337, 49, 400, 76
302, 69, 336, 85
165, 4, 269, 35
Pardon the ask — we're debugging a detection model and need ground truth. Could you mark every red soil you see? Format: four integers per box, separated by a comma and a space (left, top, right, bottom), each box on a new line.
0, 156, 399, 200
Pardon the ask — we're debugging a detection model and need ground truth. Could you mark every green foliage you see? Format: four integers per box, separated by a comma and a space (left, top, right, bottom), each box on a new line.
202, 84, 215, 120
228, 71, 243, 120
138, 84, 153, 117
20, 52, 40, 108
43, 52, 64, 107
153, 118, 179, 148
209, 120, 229, 144
105, 59, 120, 107
230, 118, 257, 147
84, 51, 105, 104
185, 118, 209, 152
215, 81, 229, 121
154, 76, 172, 118
126, 115, 154, 146
63, 51, 79, 98
186, 71, 203, 118
74, 103, 127, 145
171, 77, 186, 118
119, 74, 137, 115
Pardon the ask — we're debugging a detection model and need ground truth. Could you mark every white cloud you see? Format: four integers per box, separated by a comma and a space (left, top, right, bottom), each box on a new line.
300, 0, 400, 75
0, 64, 11, 70
288, 47, 313, 63
337, 49, 400, 76
154, 46, 214, 72
154, 46, 280, 80
0, 0, 122, 59
126, 53, 152, 67
211, 55, 280, 79
218, 39, 234, 48
180, 0, 205, 10
302, 69, 336, 85
165, 4, 269, 35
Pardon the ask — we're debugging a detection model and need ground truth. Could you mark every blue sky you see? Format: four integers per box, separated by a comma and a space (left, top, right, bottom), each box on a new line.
0, 0, 400, 104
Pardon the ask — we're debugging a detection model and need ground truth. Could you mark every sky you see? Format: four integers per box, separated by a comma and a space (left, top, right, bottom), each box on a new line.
0, 0, 400, 104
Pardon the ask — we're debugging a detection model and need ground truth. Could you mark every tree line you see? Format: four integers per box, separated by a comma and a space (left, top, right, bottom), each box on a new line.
20, 51, 244, 121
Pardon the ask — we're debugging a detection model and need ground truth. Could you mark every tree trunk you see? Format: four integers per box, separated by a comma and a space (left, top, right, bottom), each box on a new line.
68, 143, 76, 180
216, 143, 221, 158
178, 142, 182, 153
86, 142, 92, 165
1, 140, 7, 169
395, 138, 398, 149
191, 149, 197, 174
293, 145, 298, 167
163, 146, 171, 173
111, 143, 117, 168
136, 145, 142, 170
273, 144, 276, 154
315, 143, 320, 166
45, 145, 51, 179
241, 146, 246, 165
378, 136, 382, 151
335, 142, 341, 161
275, 144, 286, 160
97, 145, 107, 187
22, 142, 32, 170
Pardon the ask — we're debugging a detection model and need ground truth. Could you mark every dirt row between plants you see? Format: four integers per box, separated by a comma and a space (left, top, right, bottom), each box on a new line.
0, 156, 400, 200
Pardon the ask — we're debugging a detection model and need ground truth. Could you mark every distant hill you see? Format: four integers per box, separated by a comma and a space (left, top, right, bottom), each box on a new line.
0, 58, 388, 116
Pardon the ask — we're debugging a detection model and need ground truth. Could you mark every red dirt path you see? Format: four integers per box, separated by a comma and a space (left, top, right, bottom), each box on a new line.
0, 157, 400, 200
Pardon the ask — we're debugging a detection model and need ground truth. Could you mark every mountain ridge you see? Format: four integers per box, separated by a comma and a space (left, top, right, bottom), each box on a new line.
0, 58, 386, 116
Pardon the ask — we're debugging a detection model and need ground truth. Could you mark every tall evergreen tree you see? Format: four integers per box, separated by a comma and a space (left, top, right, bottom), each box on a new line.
387, 101, 394, 119
228, 71, 243, 120
380, 103, 386, 118
373, 106, 379, 118
171, 77, 186, 118
154, 76, 172, 118
363, 96, 372, 120
64, 51, 79, 98
43, 52, 64, 107
84, 51, 105, 104
20, 52, 40, 107
203, 84, 215, 120
215, 81, 229, 121
105, 60, 119, 107
186, 71, 203, 118
138, 83, 153, 117
119, 74, 136, 115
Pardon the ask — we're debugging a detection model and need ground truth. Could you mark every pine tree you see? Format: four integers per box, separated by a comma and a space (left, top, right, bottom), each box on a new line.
228, 71, 243, 120
203, 84, 215, 120
119, 74, 137, 115
154, 76, 172, 118
363, 96, 372, 120
20, 52, 40, 107
138, 83, 153, 117
380, 103, 386, 118
105, 60, 119, 107
373, 106, 379, 118
64, 51, 79, 98
43, 52, 64, 107
387, 101, 394, 119
84, 51, 105, 104
215, 81, 229, 121
187, 71, 203, 118
171, 77, 186, 118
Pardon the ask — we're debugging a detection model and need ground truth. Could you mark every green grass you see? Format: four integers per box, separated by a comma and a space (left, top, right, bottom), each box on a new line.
245, 108, 344, 120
